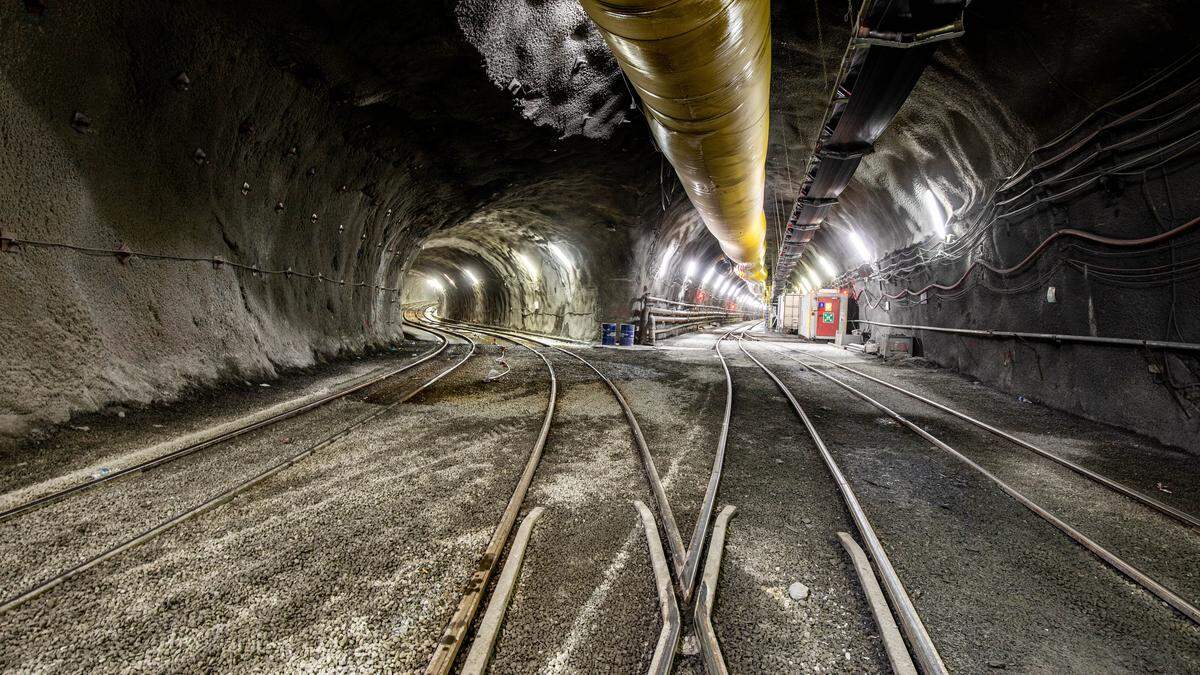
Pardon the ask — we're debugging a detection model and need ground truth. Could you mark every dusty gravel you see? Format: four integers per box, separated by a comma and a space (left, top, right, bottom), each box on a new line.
5, 324, 1200, 673
746, 339, 1200, 673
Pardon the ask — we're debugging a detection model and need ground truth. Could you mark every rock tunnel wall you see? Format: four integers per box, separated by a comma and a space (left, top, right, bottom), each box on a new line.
818, 1, 1200, 450
0, 0, 689, 443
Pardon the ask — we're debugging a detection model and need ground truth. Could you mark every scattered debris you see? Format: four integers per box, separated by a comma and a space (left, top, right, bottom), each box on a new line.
788, 582, 810, 601
71, 425, 90, 432
91, 467, 111, 480
1156, 482, 1173, 494
70, 111, 92, 134
260, 383, 271, 388
193, 148, 209, 165
172, 72, 191, 91
680, 635, 699, 656
1016, 395, 1031, 404
485, 349, 511, 383
987, 660, 1007, 669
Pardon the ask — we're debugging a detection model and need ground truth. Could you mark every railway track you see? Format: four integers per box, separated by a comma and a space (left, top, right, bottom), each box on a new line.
719, 331, 1200, 670
0, 315, 477, 615
718, 326, 941, 674
756, 340, 1200, 626
424, 316, 741, 674
0, 309, 451, 523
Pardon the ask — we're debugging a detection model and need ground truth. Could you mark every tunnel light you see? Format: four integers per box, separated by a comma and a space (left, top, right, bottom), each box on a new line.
425, 277, 444, 293
655, 241, 678, 280
684, 259, 699, 280
924, 189, 947, 237
463, 268, 481, 286
441, 273, 457, 289
816, 254, 838, 280
700, 266, 717, 287
547, 243, 575, 271
807, 270, 822, 291
848, 229, 873, 262
516, 252, 539, 280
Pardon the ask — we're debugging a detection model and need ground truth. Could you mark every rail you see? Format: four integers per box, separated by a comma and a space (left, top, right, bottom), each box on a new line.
0, 319, 477, 615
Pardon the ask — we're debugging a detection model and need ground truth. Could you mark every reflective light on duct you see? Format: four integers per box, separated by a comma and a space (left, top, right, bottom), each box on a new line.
463, 268, 481, 286
441, 273, 457, 289
547, 243, 575, 271
425, 277, 444, 293
685, 259, 699, 280
516, 252, 539, 280
816, 254, 838, 280
848, 229, 873, 262
924, 189, 947, 237
701, 266, 717, 288
656, 241, 679, 280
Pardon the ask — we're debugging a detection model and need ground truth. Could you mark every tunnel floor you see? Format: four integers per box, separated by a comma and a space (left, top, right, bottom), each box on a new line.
1, 324, 1198, 673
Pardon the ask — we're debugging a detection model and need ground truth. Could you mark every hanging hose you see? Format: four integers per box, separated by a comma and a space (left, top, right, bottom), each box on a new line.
580, 0, 772, 283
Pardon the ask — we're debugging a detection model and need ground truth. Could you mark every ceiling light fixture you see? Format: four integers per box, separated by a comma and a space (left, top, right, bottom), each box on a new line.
547, 243, 575, 271
655, 241, 678, 280
847, 229, 873, 262
924, 189, 947, 237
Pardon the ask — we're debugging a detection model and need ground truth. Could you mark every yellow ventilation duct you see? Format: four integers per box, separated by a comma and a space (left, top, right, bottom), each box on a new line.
581, 0, 772, 283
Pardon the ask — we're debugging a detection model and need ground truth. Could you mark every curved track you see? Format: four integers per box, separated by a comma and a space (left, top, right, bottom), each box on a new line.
430, 316, 741, 674
0, 310, 450, 523
0, 317, 477, 615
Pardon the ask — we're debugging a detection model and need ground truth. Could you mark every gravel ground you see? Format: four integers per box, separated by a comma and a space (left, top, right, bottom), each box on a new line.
0, 343, 432, 497
708, 332, 892, 674
786, 343, 1200, 606
6, 321, 1200, 673
745, 338, 1200, 673
0, 343, 550, 671
486, 346, 661, 674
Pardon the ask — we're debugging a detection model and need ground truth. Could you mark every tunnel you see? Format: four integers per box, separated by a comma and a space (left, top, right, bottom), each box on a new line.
2, 0, 1200, 671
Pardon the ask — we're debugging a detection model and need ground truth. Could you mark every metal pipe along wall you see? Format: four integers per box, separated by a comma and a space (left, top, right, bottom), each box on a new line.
581, 0, 772, 283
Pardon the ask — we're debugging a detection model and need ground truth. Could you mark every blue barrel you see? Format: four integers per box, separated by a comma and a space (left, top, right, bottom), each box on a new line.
601, 323, 618, 345
619, 323, 636, 346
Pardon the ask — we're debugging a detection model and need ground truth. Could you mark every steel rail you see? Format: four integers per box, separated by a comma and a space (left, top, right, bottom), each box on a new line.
695, 505, 737, 675
0, 321, 477, 616
798, 349, 1200, 529
423, 323, 559, 675
635, 500, 681, 675
837, 532, 918, 675
441, 317, 591, 346
461, 507, 546, 675
733, 336, 948, 675
441, 317, 744, 671
678, 327, 739, 601
453, 322, 690, 591
773, 347, 1200, 626
0, 322, 448, 523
